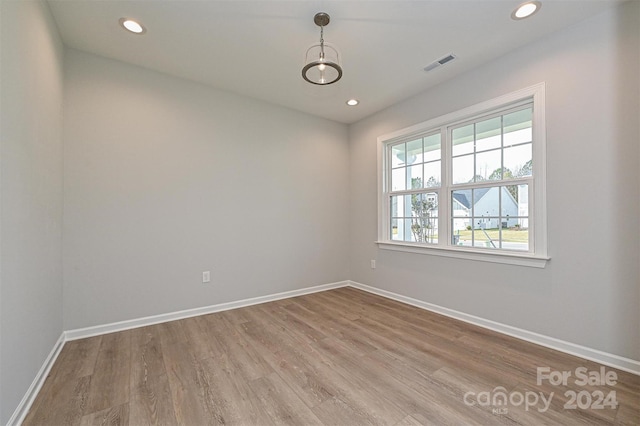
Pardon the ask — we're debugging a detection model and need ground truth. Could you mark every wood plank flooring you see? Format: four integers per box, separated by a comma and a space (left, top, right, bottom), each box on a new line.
24, 287, 640, 425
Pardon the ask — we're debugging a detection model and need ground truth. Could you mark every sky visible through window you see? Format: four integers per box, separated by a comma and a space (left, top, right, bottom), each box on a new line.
388, 107, 532, 251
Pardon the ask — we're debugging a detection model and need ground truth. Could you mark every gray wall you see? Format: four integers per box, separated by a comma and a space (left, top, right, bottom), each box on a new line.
0, 0, 64, 423
1, 0, 638, 421
349, 1, 640, 361
62, 50, 350, 330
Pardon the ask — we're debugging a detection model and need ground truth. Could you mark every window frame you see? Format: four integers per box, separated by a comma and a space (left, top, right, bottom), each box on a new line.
377, 83, 549, 268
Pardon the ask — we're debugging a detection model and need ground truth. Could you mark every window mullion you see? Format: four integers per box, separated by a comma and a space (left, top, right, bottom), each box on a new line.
527, 177, 535, 253
441, 127, 451, 247
382, 143, 393, 240
499, 115, 505, 248
499, 185, 503, 249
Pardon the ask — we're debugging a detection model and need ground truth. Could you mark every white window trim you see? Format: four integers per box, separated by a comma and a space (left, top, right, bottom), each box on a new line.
377, 83, 549, 268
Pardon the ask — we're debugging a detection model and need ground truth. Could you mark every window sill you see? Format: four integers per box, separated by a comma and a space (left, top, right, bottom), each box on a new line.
376, 241, 549, 268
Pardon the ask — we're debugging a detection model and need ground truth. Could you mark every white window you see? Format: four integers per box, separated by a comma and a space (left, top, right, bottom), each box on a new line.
377, 84, 548, 268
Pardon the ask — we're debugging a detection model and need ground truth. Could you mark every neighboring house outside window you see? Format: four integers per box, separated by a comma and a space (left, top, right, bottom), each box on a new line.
377, 84, 548, 268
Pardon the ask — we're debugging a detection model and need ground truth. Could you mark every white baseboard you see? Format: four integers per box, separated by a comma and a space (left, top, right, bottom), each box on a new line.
10, 278, 638, 424
7, 332, 66, 426
347, 280, 640, 376
8, 281, 349, 424
65, 280, 350, 341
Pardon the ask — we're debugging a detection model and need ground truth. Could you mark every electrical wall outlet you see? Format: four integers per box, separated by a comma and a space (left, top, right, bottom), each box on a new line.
202, 270, 211, 283
371, 260, 376, 269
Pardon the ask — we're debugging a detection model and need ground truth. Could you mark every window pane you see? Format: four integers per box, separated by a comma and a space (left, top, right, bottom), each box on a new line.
504, 108, 532, 146
409, 192, 438, 244
391, 167, 406, 191
474, 187, 500, 217
411, 217, 438, 244
477, 150, 502, 181
502, 181, 529, 251
452, 124, 474, 156
407, 164, 423, 189
452, 219, 471, 246
404, 194, 413, 216
406, 138, 423, 164
410, 192, 438, 214
391, 218, 413, 241
502, 186, 519, 216
504, 127, 532, 147
452, 188, 471, 245
501, 229, 528, 251
452, 189, 472, 216
424, 162, 441, 187
391, 218, 401, 240
475, 116, 501, 152
473, 228, 499, 248
391, 193, 435, 242
454, 232, 470, 247
403, 219, 414, 241
453, 185, 530, 251
516, 184, 529, 219
505, 143, 532, 177
424, 133, 441, 162
391, 143, 405, 168
450, 185, 531, 251
452, 154, 474, 184
390, 195, 402, 218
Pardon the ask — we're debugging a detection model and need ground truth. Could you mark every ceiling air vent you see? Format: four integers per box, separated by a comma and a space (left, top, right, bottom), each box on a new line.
424, 53, 457, 72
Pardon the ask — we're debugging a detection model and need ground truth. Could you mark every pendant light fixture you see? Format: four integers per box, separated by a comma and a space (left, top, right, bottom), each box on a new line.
302, 12, 343, 85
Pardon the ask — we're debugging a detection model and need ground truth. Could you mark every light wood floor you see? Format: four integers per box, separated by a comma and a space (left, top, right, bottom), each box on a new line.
24, 287, 639, 425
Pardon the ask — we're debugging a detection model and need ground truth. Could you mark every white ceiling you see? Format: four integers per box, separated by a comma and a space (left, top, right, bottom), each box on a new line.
47, 0, 623, 124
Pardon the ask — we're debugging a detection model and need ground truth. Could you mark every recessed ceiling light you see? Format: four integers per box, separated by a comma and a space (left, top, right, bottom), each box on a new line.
119, 18, 146, 34
511, 1, 541, 20
346, 99, 359, 106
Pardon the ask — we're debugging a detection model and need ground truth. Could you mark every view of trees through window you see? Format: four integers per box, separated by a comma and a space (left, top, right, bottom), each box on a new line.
390, 133, 441, 243
388, 105, 533, 252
